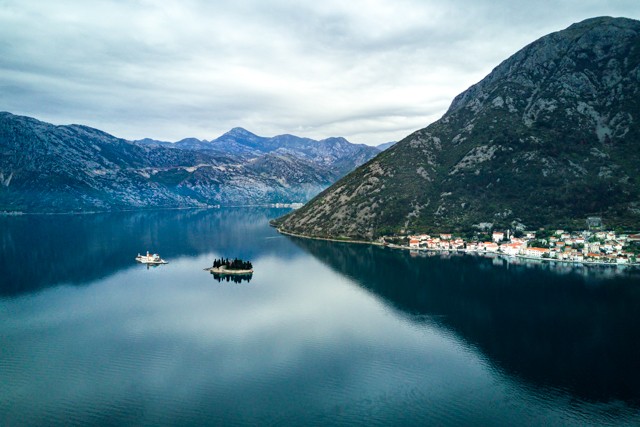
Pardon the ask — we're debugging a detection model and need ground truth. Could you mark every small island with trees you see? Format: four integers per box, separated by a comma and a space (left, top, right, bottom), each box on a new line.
205, 257, 254, 275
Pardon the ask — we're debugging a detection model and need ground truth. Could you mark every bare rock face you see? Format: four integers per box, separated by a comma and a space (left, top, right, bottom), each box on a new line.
276, 17, 640, 239
0, 114, 379, 212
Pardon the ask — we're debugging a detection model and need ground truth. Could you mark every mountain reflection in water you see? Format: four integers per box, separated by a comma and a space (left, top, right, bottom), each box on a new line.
0, 208, 293, 296
288, 236, 640, 406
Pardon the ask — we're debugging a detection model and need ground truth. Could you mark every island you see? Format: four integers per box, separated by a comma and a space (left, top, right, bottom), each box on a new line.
205, 257, 254, 275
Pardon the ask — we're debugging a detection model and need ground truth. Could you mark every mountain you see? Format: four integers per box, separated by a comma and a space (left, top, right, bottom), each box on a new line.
0, 113, 377, 212
132, 138, 174, 148
136, 127, 381, 176
274, 17, 640, 239
376, 141, 396, 151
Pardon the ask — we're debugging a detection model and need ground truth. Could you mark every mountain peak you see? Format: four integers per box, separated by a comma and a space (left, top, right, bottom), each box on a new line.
224, 127, 258, 138
320, 137, 349, 144
566, 15, 635, 30
447, 16, 640, 115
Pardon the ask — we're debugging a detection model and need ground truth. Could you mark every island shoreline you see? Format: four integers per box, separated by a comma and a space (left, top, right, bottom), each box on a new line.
204, 267, 254, 275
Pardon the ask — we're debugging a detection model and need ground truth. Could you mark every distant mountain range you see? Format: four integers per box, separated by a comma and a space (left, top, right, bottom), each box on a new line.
275, 17, 640, 239
375, 141, 396, 151
134, 128, 379, 169
0, 113, 380, 213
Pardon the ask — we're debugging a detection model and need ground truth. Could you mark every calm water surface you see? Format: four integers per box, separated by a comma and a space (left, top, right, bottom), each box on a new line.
1, 208, 639, 426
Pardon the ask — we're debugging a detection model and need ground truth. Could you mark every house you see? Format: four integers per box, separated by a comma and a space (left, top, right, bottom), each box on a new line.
587, 242, 601, 253
440, 233, 452, 240
409, 239, 420, 248
453, 238, 465, 249
501, 242, 525, 256
559, 249, 574, 260
523, 247, 549, 258
492, 232, 504, 242
483, 242, 499, 252
440, 241, 452, 250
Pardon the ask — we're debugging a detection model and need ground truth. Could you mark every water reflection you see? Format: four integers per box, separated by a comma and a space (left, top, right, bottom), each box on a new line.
1, 210, 639, 425
288, 236, 640, 406
0, 208, 294, 296
211, 272, 253, 283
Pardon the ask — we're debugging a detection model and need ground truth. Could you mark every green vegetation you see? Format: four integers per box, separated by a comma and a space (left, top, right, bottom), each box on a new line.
212, 258, 253, 271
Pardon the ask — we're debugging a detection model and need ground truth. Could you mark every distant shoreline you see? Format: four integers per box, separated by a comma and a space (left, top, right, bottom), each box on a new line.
275, 228, 640, 269
0, 204, 297, 216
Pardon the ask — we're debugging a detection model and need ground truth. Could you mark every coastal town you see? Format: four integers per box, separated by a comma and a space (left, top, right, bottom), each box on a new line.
394, 227, 640, 266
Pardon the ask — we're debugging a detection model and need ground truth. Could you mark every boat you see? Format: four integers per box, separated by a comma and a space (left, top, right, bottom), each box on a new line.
135, 251, 168, 265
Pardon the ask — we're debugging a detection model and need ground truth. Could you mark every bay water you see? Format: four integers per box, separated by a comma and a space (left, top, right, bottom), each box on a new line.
1, 208, 639, 426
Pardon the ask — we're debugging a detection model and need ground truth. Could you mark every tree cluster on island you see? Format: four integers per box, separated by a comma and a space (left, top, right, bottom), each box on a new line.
212, 257, 253, 271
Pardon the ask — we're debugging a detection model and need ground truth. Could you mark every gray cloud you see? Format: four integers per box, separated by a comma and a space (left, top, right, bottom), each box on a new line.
1, 0, 639, 145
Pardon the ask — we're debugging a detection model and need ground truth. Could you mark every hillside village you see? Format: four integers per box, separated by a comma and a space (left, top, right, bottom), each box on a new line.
399, 228, 640, 266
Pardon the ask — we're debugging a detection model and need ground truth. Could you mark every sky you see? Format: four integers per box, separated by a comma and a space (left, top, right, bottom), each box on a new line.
1, 1, 640, 146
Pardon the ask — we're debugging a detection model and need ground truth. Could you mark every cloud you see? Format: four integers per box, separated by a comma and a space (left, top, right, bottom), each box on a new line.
1, 0, 639, 144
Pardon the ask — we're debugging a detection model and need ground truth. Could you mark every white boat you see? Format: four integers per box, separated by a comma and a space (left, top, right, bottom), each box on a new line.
135, 251, 168, 265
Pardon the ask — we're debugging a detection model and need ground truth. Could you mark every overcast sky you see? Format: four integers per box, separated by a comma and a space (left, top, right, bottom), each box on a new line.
1, 1, 639, 145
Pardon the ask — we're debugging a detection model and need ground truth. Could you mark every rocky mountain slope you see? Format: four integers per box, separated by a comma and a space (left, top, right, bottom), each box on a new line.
275, 17, 640, 239
0, 113, 379, 212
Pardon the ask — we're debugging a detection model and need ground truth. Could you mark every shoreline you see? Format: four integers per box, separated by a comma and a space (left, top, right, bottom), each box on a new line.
388, 244, 640, 268
205, 267, 254, 275
394, 245, 640, 268
276, 228, 640, 269
0, 204, 298, 217
275, 228, 384, 247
